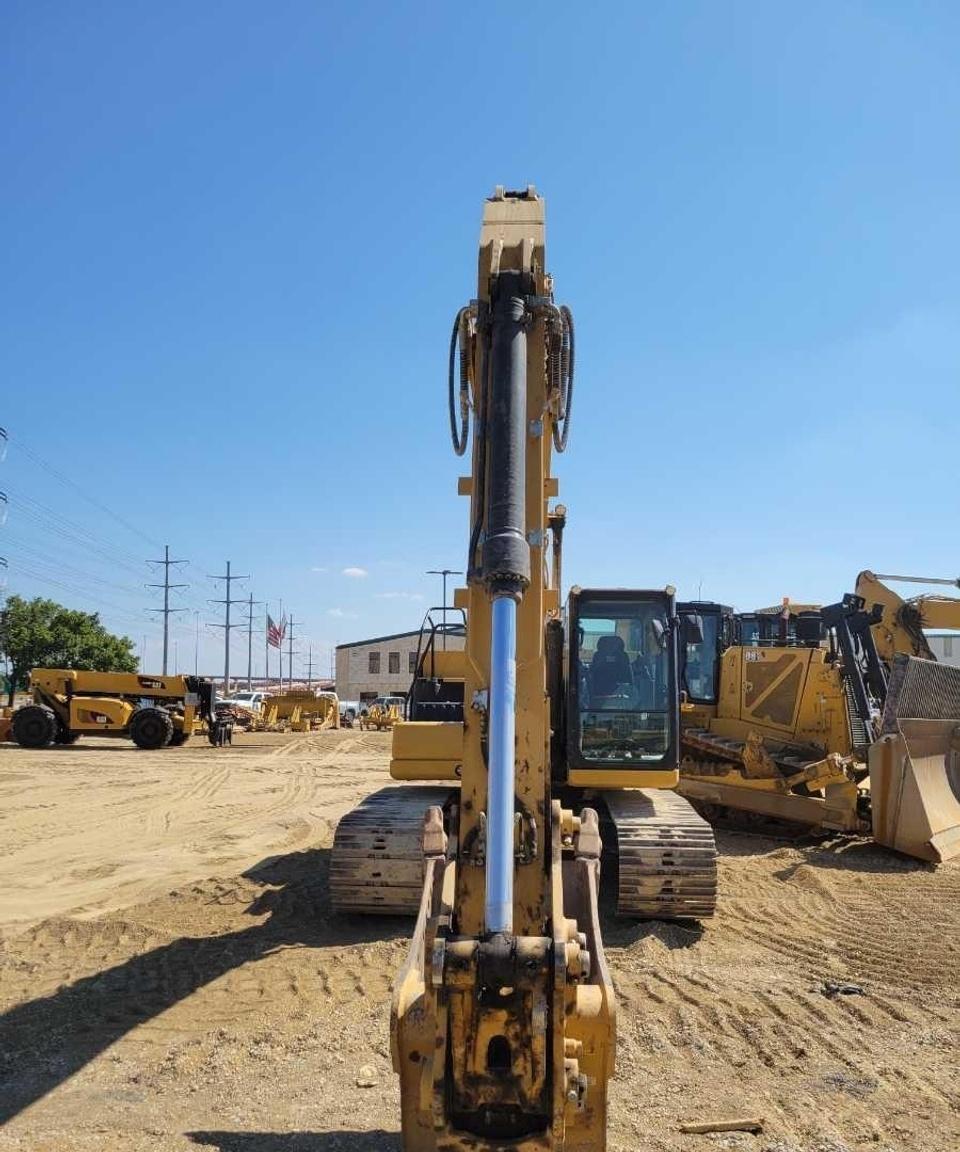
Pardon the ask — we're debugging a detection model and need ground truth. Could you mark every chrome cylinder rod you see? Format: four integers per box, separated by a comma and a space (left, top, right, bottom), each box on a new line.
485, 594, 518, 934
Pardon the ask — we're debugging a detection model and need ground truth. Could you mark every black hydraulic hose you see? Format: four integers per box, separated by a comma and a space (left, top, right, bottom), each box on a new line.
552, 304, 575, 453
466, 340, 491, 581
448, 307, 470, 456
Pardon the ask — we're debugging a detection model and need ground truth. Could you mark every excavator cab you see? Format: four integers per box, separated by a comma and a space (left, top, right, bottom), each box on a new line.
677, 601, 733, 707
565, 589, 679, 775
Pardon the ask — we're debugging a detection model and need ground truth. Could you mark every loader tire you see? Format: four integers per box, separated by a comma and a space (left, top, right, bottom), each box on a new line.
169, 730, 190, 747
130, 707, 174, 750
12, 705, 58, 749
55, 727, 81, 745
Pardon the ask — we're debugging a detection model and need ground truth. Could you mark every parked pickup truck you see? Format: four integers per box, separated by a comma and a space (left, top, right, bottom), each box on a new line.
220, 690, 269, 712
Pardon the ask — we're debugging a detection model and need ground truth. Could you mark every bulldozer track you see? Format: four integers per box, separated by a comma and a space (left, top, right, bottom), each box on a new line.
330, 786, 454, 915
601, 789, 718, 919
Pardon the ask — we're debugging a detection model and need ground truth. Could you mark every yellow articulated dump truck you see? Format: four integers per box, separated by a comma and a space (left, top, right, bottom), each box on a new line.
9, 669, 216, 749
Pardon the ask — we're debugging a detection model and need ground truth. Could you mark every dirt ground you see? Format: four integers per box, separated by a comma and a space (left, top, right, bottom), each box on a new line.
0, 729, 957, 1152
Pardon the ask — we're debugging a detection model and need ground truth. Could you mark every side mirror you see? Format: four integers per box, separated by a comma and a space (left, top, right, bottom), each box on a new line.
651, 619, 667, 650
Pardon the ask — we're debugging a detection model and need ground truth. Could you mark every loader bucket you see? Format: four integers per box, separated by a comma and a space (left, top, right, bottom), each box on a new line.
869, 655, 960, 863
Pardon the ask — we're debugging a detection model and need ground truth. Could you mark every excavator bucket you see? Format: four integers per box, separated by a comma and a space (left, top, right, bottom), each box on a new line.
869, 656, 960, 862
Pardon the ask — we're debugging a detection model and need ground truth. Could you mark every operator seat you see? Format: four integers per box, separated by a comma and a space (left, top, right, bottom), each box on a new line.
590, 634, 633, 697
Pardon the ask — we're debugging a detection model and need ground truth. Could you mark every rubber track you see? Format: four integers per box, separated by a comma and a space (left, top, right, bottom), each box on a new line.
330, 786, 453, 915
602, 789, 718, 920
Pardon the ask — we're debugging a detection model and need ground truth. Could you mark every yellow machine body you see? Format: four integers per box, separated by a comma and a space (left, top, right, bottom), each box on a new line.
27, 668, 205, 741
389, 188, 616, 1152
362, 701, 403, 731
710, 645, 852, 754
678, 598, 960, 861
267, 690, 340, 730
8, 668, 218, 751
331, 188, 718, 1152
857, 569, 960, 663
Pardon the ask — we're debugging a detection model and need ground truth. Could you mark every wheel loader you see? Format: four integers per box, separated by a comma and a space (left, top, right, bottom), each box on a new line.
330, 187, 717, 1152
675, 591, 960, 862
9, 668, 216, 749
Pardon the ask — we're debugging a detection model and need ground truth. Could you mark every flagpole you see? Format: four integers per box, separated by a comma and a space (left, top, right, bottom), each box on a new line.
265, 602, 270, 689
279, 598, 284, 692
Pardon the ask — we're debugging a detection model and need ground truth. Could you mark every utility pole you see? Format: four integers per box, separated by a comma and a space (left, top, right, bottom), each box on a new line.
244, 593, 264, 690
208, 560, 249, 693
305, 644, 314, 688
194, 610, 200, 675
427, 568, 463, 649
287, 614, 297, 689
147, 544, 188, 675
277, 599, 284, 691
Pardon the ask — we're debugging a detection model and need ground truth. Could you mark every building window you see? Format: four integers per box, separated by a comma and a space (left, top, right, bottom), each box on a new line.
945, 637, 953, 658
409, 650, 418, 674
389, 651, 400, 674
368, 651, 380, 674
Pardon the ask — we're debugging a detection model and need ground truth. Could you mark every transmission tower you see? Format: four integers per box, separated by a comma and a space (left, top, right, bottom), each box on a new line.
146, 544, 189, 675
244, 592, 264, 690
208, 560, 249, 692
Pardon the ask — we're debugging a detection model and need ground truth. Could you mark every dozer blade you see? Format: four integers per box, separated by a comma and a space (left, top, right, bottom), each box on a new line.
870, 656, 960, 863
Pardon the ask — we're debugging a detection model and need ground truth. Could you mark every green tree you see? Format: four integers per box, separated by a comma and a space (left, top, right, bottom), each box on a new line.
0, 595, 138, 705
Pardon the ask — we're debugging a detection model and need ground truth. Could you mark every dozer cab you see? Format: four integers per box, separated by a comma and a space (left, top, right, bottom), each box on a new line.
330, 187, 717, 1152
676, 594, 960, 863
9, 668, 216, 750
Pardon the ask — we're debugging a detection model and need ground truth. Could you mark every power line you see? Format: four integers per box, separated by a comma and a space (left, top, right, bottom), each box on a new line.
2, 535, 147, 596
8, 434, 162, 548
147, 544, 189, 676
208, 560, 249, 692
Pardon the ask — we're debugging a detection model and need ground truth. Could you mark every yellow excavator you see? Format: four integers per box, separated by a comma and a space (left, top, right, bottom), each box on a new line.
675, 583, 960, 863
855, 569, 960, 662
331, 187, 717, 1151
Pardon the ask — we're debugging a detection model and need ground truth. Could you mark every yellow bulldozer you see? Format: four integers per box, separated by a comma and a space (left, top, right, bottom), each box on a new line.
330, 187, 717, 1152
8, 668, 217, 749
675, 583, 960, 863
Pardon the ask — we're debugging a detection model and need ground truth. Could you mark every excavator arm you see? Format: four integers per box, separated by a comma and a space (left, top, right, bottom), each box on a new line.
857, 570, 960, 663
390, 188, 615, 1152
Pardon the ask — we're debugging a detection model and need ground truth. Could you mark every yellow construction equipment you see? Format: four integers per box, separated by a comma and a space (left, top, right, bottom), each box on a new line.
331, 187, 717, 1152
359, 697, 404, 731
9, 668, 216, 748
676, 593, 960, 863
855, 569, 960, 662
262, 689, 340, 730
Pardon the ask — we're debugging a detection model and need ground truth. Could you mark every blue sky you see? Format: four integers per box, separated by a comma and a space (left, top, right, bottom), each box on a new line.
2, 1, 958, 677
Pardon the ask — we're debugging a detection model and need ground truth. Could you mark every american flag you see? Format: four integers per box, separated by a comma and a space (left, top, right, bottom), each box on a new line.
267, 614, 286, 649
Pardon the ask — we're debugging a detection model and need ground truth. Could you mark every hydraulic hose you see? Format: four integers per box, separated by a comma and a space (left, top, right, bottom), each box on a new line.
448, 306, 471, 456
552, 304, 575, 453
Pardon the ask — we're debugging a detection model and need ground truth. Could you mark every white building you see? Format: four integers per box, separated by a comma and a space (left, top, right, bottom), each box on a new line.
335, 628, 465, 705
926, 633, 960, 668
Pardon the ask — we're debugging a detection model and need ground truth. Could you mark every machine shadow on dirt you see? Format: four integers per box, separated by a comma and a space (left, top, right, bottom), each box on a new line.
187, 1131, 401, 1151
0, 847, 408, 1126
